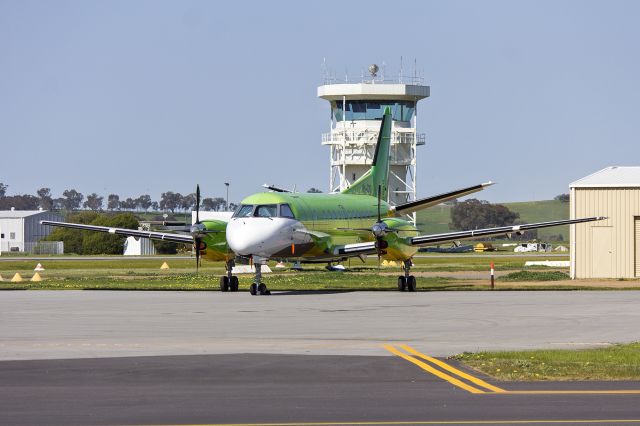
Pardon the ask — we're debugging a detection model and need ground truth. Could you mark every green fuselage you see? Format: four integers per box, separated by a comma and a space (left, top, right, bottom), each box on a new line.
200, 191, 419, 262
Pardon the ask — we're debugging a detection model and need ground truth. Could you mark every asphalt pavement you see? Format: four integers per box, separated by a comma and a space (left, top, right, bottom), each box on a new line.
1, 353, 639, 426
1, 290, 639, 425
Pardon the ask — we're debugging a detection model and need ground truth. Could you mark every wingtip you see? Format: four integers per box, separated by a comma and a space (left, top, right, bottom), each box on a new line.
482, 181, 496, 187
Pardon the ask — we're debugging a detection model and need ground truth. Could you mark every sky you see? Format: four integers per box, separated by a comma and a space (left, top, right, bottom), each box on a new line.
1, 0, 639, 205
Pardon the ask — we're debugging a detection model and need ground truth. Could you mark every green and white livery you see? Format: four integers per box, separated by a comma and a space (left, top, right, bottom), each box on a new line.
43, 108, 605, 295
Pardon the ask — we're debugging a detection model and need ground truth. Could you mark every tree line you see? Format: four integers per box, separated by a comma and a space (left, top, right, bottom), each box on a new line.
0, 182, 234, 212
448, 195, 570, 242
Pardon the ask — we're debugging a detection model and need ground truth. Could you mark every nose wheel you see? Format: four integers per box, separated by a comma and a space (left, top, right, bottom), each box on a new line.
249, 261, 271, 295
398, 259, 417, 292
220, 260, 239, 292
250, 282, 270, 296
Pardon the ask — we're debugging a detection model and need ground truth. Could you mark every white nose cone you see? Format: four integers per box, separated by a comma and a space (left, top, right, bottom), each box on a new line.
227, 218, 294, 258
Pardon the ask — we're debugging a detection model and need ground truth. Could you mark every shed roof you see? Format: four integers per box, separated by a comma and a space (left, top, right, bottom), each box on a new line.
570, 166, 640, 188
0, 210, 49, 219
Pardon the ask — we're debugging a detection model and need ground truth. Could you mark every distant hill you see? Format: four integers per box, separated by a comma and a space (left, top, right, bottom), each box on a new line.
415, 200, 570, 241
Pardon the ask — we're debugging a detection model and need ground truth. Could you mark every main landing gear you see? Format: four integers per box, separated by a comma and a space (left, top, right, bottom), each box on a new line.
249, 260, 270, 296
220, 260, 239, 292
397, 259, 417, 292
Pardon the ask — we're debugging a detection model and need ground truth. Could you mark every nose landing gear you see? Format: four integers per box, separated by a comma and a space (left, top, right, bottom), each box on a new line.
220, 260, 239, 292
397, 259, 417, 292
249, 261, 270, 295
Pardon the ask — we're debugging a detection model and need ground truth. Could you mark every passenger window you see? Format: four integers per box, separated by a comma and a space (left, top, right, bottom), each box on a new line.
233, 205, 254, 218
279, 204, 295, 219
255, 205, 277, 218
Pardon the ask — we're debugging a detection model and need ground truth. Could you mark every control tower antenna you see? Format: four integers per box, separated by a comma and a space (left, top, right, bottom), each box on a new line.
368, 64, 378, 84
318, 63, 430, 224
322, 57, 328, 83
399, 56, 403, 83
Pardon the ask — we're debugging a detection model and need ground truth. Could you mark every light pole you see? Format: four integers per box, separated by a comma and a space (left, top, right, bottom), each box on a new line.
224, 182, 230, 211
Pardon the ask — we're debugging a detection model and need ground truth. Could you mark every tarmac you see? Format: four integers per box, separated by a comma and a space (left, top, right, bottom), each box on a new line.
1, 290, 639, 425
1, 290, 640, 360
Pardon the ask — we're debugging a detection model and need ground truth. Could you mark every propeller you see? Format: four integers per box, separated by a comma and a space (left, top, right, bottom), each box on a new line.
190, 184, 205, 272
373, 185, 389, 268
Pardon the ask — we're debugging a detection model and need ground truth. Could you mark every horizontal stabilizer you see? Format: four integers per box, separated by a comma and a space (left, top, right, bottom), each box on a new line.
391, 182, 494, 215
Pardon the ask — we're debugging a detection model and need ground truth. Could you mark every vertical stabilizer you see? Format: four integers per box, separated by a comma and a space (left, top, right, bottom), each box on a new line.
342, 107, 392, 198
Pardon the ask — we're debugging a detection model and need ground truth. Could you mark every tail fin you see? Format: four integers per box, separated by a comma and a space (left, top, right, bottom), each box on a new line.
342, 107, 392, 198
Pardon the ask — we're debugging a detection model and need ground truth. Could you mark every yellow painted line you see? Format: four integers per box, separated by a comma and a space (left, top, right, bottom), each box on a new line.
153, 419, 640, 425
399, 344, 507, 393
388, 344, 640, 396
383, 345, 485, 394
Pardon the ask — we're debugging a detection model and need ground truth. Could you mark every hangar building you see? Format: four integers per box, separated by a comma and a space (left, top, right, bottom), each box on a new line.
570, 166, 640, 279
0, 209, 63, 253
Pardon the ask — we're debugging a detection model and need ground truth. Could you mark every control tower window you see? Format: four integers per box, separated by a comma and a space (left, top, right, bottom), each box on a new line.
333, 101, 415, 122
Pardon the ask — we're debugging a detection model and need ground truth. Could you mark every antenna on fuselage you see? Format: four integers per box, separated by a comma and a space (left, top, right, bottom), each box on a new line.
263, 184, 292, 193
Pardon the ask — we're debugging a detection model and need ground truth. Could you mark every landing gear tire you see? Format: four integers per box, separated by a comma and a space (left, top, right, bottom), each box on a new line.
258, 283, 270, 295
230, 276, 239, 292
397, 276, 407, 292
407, 275, 417, 292
250, 283, 258, 296
220, 276, 230, 292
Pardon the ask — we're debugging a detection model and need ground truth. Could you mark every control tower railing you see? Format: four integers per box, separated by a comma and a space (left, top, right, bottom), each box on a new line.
322, 75, 425, 86
321, 131, 425, 146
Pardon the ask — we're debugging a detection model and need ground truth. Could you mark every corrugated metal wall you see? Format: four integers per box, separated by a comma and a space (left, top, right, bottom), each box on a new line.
571, 188, 640, 278
24, 212, 63, 242
635, 218, 640, 278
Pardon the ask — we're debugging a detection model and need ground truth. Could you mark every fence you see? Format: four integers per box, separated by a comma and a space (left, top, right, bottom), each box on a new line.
0, 241, 64, 255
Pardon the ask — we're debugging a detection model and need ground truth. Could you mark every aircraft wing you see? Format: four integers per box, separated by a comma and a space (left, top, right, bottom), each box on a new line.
40, 220, 194, 244
410, 217, 605, 246
390, 182, 494, 215
334, 241, 378, 256
334, 216, 605, 257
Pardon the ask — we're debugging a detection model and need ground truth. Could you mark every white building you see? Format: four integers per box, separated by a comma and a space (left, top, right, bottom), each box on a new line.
317, 66, 430, 217
0, 209, 63, 253
123, 236, 156, 256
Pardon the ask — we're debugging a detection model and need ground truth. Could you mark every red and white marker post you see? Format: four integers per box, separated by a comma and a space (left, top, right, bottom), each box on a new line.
490, 261, 495, 290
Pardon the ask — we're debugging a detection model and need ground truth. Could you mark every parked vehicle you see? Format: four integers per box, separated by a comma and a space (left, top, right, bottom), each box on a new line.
514, 242, 552, 253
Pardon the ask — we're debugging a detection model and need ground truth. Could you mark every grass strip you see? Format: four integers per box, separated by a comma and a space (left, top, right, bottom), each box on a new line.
454, 342, 640, 381
500, 270, 570, 281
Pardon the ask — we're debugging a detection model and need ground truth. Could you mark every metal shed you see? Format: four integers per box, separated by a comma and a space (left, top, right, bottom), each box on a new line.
0, 209, 63, 253
570, 166, 640, 278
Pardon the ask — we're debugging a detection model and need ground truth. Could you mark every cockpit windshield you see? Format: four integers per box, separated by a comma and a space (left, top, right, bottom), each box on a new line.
255, 205, 277, 218
279, 204, 295, 219
233, 203, 296, 219
234, 205, 254, 218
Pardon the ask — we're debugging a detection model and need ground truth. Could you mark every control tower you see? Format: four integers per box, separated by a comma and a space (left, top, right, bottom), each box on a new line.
318, 65, 430, 214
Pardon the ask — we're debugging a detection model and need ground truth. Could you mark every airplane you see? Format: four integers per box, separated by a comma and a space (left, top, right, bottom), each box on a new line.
42, 108, 604, 295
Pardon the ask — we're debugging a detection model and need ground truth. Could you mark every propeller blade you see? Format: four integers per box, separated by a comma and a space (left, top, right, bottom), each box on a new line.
195, 184, 201, 224
195, 238, 200, 273
377, 185, 381, 223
